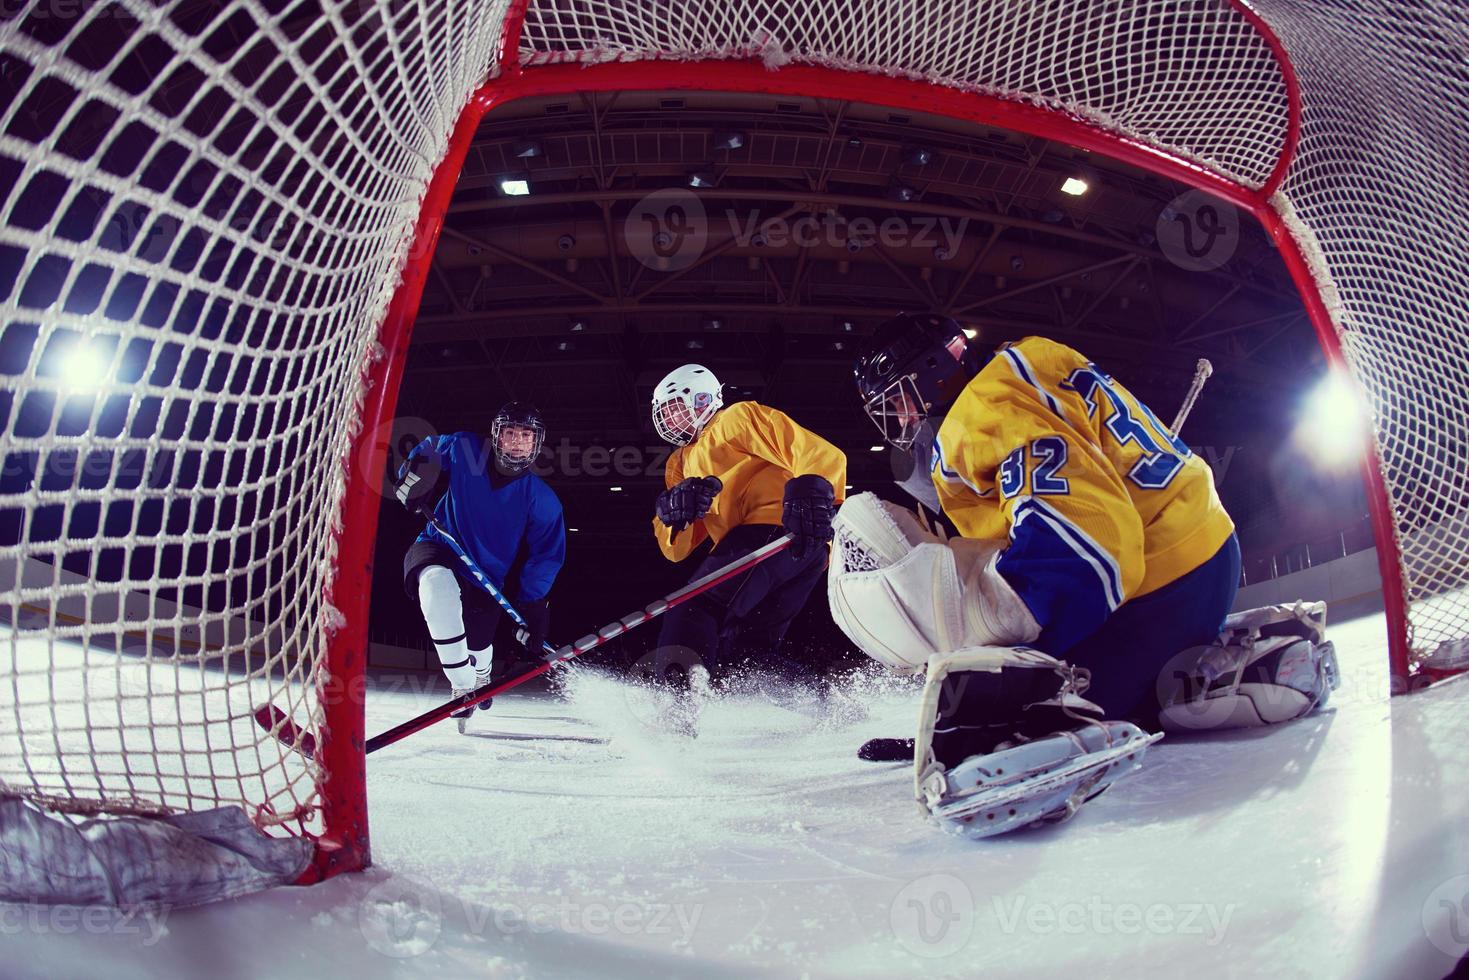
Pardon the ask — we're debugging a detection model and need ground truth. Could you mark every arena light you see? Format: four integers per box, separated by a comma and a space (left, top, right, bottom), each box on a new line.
56, 340, 111, 392
1061, 176, 1090, 196
498, 175, 530, 196
869, 445, 884, 452
1294, 371, 1369, 470
962, 327, 978, 339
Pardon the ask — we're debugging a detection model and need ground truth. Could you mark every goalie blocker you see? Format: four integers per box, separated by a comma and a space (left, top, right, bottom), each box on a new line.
829, 494, 1338, 838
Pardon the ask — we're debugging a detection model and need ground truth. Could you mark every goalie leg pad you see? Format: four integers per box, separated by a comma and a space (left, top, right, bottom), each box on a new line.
1157, 601, 1341, 732
929, 722, 1160, 838
913, 647, 1159, 839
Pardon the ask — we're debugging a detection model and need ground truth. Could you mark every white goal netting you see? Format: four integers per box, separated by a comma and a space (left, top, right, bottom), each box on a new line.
1, 0, 1465, 871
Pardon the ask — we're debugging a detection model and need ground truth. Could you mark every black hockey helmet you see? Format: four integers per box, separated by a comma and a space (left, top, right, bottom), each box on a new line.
490, 401, 545, 474
853, 313, 985, 450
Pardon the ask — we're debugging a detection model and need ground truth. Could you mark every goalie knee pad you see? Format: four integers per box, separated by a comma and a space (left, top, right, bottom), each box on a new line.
1156, 601, 1340, 732
827, 493, 1039, 674
912, 648, 1158, 838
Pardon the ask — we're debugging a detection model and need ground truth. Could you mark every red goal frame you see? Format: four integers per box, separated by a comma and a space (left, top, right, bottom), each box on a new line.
312, 0, 1413, 882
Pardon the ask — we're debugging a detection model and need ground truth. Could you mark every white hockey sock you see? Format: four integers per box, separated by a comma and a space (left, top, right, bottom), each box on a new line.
418, 565, 479, 689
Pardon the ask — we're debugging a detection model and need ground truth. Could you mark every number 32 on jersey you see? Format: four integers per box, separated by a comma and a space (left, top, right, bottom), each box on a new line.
999, 365, 1192, 498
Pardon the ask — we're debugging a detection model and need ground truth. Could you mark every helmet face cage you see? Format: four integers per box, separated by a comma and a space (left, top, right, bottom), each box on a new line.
491, 410, 545, 473
863, 373, 929, 451
651, 371, 722, 446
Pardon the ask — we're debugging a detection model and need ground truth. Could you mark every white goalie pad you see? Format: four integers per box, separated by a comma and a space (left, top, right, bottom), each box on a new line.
827, 493, 1040, 673
912, 648, 1159, 838
1157, 601, 1340, 731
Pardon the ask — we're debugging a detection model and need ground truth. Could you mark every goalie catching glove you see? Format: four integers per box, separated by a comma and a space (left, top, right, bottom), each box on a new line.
827, 492, 1040, 673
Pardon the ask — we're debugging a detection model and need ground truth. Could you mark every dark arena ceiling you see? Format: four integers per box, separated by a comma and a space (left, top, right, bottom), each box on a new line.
371, 88, 1363, 641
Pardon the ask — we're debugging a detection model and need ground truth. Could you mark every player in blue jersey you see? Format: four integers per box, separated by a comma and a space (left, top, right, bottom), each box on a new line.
394, 402, 567, 732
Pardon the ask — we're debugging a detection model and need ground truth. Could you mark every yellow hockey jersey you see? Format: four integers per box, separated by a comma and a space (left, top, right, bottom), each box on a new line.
655, 401, 848, 562
932, 336, 1234, 652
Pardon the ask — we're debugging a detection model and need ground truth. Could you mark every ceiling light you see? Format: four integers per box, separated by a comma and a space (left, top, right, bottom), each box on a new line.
511, 139, 542, 159
569, 319, 587, 332
609, 486, 623, 492
711, 130, 745, 151
962, 327, 978, 339
498, 175, 530, 196
1061, 176, 1090, 196
869, 445, 884, 452
904, 145, 934, 166
886, 182, 918, 202
687, 171, 717, 188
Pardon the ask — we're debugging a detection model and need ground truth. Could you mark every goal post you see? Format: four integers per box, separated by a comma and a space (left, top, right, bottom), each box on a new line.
2, 0, 1464, 888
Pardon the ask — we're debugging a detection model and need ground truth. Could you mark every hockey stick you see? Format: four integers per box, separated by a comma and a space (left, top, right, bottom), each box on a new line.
254, 515, 555, 754
1170, 358, 1213, 434
422, 514, 558, 657
256, 532, 795, 758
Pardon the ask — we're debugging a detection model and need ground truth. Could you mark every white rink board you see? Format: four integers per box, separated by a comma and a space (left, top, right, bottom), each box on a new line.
6, 608, 1469, 980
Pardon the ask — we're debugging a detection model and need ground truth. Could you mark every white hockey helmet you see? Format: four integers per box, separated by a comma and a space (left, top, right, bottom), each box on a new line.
651, 364, 723, 446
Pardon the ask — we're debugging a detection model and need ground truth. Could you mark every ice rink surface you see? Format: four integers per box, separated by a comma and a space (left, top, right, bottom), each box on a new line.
9, 606, 1469, 980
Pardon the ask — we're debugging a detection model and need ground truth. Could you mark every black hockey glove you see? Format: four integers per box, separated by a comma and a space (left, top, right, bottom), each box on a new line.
394, 438, 449, 520
655, 476, 723, 536
518, 596, 550, 659
781, 474, 836, 559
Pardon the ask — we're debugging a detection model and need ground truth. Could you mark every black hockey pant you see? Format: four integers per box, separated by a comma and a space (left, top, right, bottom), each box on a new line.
654, 524, 827, 681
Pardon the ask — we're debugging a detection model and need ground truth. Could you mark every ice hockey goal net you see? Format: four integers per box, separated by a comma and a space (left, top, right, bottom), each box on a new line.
1, 0, 1464, 883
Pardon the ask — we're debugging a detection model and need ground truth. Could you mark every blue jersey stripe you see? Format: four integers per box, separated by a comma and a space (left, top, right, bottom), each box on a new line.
1015, 497, 1124, 609
1002, 347, 1065, 418
998, 498, 1124, 653
932, 435, 993, 497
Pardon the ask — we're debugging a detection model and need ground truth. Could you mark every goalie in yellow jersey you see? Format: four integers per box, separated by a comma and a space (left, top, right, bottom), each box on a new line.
830, 314, 1337, 838
646, 363, 847, 725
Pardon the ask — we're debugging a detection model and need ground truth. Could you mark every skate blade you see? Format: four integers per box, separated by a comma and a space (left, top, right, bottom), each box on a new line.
933, 728, 1161, 837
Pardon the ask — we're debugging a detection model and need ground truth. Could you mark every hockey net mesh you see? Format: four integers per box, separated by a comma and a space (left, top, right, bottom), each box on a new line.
0, 0, 505, 831
0, 0, 1465, 849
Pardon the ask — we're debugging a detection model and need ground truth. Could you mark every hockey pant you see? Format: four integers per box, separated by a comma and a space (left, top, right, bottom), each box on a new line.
404, 540, 503, 689
655, 523, 828, 681
1058, 532, 1241, 728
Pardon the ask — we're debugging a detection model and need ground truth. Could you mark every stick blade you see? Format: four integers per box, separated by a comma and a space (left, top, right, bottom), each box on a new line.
254, 703, 318, 760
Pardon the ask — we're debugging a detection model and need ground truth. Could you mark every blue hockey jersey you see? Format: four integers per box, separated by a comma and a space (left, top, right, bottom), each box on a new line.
411, 432, 566, 603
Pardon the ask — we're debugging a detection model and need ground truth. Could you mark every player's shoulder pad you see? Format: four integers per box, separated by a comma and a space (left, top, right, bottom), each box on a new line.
1008, 335, 1087, 366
